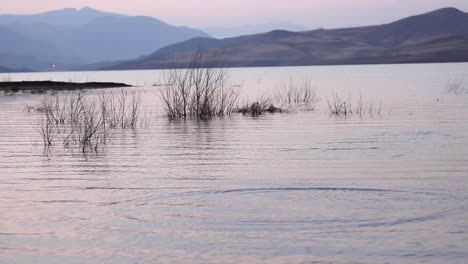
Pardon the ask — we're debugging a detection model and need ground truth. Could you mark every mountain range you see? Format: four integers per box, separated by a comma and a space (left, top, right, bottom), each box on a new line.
109, 7, 468, 70
1, 7, 468, 72
0, 7, 210, 71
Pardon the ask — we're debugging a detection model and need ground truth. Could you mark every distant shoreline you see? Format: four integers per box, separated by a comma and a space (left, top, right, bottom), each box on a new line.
1, 60, 467, 75
105, 59, 468, 71
0, 81, 131, 93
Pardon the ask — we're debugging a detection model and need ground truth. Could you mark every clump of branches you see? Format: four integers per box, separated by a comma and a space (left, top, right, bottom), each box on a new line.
35, 89, 143, 152
275, 78, 319, 110
445, 80, 466, 95
98, 90, 142, 129
327, 90, 382, 117
159, 51, 240, 119
327, 90, 353, 116
237, 98, 283, 116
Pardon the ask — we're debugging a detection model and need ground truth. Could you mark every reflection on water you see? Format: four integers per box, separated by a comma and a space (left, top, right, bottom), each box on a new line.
1, 63, 468, 263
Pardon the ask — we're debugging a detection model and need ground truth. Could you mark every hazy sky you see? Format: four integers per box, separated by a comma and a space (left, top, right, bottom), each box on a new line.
1, 0, 468, 28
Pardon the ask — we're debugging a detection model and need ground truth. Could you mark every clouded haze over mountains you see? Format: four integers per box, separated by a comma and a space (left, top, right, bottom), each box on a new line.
1, 0, 468, 28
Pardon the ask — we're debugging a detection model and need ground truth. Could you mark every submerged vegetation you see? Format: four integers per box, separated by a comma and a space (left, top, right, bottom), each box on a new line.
159, 51, 239, 119
29, 83, 385, 153
237, 78, 319, 115
34, 90, 143, 152
275, 78, 319, 110
158, 51, 323, 118
237, 99, 283, 116
327, 90, 382, 117
31, 80, 386, 152
445, 80, 467, 95
25, 52, 389, 153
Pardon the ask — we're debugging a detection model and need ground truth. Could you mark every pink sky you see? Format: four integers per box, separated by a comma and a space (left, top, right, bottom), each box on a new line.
1, 0, 468, 28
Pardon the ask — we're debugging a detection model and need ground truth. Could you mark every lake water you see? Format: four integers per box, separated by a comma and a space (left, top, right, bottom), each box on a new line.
1, 63, 468, 263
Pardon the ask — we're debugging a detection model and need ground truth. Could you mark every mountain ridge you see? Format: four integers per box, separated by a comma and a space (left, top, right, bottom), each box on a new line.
109, 7, 468, 70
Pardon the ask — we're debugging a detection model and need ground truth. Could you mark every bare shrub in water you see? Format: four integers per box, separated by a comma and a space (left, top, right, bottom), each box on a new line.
445, 80, 466, 95
35, 89, 143, 152
97, 90, 142, 130
37, 98, 57, 147
327, 90, 382, 117
355, 91, 379, 116
159, 51, 240, 119
327, 90, 353, 116
275, 78, 319, 110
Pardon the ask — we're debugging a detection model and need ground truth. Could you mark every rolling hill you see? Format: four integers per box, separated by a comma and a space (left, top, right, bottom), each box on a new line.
203, 22, 308, 38
109, 7, 468, 70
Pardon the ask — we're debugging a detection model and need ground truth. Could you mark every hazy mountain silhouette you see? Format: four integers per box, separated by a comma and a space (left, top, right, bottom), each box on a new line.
0, 65, 31, 73
0, 66, 11, 73
110, 7, 468, 70
203, 22, 308, 38
0, 26, 65, 57
0, 26, 76, 71
73, 15, 210, 62
0, 7, 124, 27
0, 7, 210, 71
0, 65, 27, 73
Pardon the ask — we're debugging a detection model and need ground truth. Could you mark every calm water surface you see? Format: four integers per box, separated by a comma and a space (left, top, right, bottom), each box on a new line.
1, 63, 468, 263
